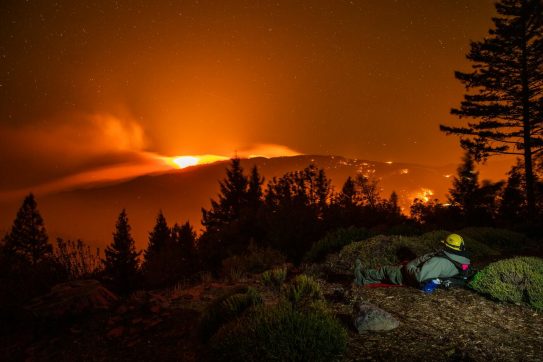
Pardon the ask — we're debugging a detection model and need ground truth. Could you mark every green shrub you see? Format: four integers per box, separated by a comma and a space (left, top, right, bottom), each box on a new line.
283, 274, 322, 306
222, 247, 286, 276
337, 233, 434, 271
469, 257, 543, 310
199, 287, 262, 341
458, 227, 526, 250
210, 302, 347, 362
261, 266, 287, 289
225, 267, 244, 284
304, 227, 372, 263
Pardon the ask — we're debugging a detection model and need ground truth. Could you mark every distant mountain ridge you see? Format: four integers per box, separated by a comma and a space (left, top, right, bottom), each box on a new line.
0, 155, 457, 251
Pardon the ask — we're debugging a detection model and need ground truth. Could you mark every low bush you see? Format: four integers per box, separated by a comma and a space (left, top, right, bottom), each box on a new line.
210, 302, 347, 362
458, 227, 527, 250
469, 257, 543, 310
222, 246, 286, 276
283, 274, 322, 306
304, 227, 372, 263
199, 287, 262, 341
261, 266, 287, 290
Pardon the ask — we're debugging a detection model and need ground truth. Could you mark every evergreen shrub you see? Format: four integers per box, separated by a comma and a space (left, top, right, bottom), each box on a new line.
210, 302, 347, 362
304, 227, 372, 263
458, 227, 526, 250
221, 247, 286, 275
469, 257, 543, 310
199, 287, 262, 341
261, 266, 287, 289
283, 274, 322, 306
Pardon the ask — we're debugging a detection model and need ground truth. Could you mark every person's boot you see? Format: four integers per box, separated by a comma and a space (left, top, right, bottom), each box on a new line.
354, 258, 363, 285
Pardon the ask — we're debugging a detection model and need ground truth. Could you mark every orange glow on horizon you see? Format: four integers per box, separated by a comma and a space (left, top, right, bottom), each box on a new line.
164, 154, 229, 169
172, 156, 199, 168
162, 144, 300, 169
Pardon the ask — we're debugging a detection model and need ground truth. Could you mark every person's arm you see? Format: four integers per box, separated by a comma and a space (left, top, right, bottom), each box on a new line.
405, 253, 433, 274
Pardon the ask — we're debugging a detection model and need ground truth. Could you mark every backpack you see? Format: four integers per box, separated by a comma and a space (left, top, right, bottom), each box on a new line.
434, 250, 476, 288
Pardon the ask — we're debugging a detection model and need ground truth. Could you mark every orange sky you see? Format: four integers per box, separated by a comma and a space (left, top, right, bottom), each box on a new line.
1, 0, 511, 197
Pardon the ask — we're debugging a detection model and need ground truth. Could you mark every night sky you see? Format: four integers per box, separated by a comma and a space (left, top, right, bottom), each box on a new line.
1, 0, 502, 197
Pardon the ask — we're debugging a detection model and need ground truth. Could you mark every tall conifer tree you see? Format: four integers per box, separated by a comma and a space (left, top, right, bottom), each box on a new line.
2, 193, 52, 265
143, 210, 171, 266
104, 209, 140, 293
202, 157, 249, 231
173, 221, 198, 270
440, 0, 543, 217
200, 158, 252, 266
448, 153, 481, 214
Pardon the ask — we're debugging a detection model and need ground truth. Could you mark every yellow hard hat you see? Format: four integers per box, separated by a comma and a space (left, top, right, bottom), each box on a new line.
442, 233, 465, 251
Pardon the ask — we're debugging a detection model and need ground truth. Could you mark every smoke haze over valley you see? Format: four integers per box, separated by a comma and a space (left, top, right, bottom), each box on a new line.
0, 155, 511, 251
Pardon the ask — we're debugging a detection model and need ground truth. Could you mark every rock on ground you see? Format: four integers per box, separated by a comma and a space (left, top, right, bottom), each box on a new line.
352, 300, 400, 333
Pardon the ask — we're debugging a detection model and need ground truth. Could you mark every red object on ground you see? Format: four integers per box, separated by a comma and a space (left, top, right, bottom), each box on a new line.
364, 283, 405, 288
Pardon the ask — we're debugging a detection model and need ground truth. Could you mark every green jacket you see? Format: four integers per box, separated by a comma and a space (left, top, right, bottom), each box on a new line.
405, 249, 471, 284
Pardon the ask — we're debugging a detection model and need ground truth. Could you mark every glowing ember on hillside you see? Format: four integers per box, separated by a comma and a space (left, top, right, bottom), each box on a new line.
172, 156, 199, 168
411, 188, 435, 202
166, 155, 229, 169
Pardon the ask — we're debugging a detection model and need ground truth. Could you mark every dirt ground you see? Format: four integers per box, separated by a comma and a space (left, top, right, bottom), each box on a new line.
1, 274, 542, 361
329, 283, 543, 361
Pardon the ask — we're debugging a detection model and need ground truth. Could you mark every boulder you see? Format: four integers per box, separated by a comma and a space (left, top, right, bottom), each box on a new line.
353, 300, 399, 333
25, 279, 118, 319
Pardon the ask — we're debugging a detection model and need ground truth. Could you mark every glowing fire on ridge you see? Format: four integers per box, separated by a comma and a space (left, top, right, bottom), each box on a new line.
165, 155, 230, 169
162, 144, 301, 169
172, 156, 199, 168
410, 188, 434, 203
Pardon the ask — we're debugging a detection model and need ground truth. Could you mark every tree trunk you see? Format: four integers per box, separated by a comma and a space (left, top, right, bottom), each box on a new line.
520, 0, 536, 219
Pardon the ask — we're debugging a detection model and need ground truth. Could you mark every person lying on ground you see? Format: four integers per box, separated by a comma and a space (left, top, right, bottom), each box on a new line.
353, 233, 471, 289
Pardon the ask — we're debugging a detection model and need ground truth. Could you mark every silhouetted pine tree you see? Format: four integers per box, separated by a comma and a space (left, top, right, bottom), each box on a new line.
409, 198, 457, 229
0, 194, 62, 307
328, 176, 360, 229
499, 160, 527, 223
448, 153, 480, 217
104, 209, 141, 294
388, 191, 401, 215
337, 176, 357, 208
202, 157, 248, 230
440, 0, 543, 218
263, 164, 332, 262
448, 153, 503, 226
2, 193, 52, 265
383, 191, 405, 225
173, 221, 198, 272
246, 166, 266, 246
143, 210, 171, 266
356, 175, 381, 209
247, 165, 264, 211
200, 158, 260, 268
142, 221, 197, 289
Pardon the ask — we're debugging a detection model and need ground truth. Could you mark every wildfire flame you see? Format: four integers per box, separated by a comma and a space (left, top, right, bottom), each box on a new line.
163, 154, 229, 169
172, 156, 199, 168
411, 188, 434, 202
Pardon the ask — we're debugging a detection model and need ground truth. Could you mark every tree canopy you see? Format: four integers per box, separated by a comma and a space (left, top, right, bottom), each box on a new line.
440, 0, 543, 216
2, 193, 52, 265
